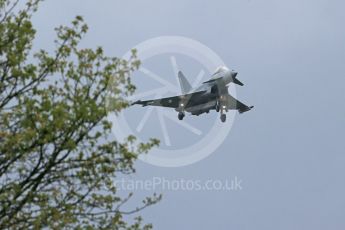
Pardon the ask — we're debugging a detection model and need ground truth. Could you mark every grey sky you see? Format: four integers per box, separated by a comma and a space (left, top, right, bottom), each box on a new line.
32, 0, 345, 229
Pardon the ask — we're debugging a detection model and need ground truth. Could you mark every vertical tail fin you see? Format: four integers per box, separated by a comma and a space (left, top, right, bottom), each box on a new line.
178, 71, 192, 94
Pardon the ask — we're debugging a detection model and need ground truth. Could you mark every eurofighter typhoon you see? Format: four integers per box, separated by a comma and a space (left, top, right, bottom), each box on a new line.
132, 66, 253, 122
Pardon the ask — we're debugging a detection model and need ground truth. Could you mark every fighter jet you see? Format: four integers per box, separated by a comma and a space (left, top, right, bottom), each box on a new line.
132, 66, 253, 122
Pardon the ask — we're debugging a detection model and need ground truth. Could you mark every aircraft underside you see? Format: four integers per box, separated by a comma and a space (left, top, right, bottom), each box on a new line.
175, 93, 233, 122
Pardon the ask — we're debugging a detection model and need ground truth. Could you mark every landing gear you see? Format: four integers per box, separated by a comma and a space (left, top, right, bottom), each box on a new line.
178, 112, 185, 120
220, 113, 226, 123
218, 99, 227, 122
215, 101, 220, 112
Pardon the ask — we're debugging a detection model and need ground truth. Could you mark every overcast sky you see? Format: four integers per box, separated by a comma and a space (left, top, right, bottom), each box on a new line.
32, 0, 345, 229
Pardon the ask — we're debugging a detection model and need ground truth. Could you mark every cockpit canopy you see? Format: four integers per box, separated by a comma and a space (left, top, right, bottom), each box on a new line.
213, 66, 229, 75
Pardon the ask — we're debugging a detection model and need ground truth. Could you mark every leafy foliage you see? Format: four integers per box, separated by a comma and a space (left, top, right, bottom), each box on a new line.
0, 0, 160, 229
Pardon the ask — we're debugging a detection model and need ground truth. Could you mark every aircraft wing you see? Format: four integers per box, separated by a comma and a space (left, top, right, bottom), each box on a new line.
224, 94, 254, 113
132, 91, 206, 108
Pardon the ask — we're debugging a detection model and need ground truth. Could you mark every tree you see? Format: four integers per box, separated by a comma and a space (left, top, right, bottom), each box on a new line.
0, 0, 160, 229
